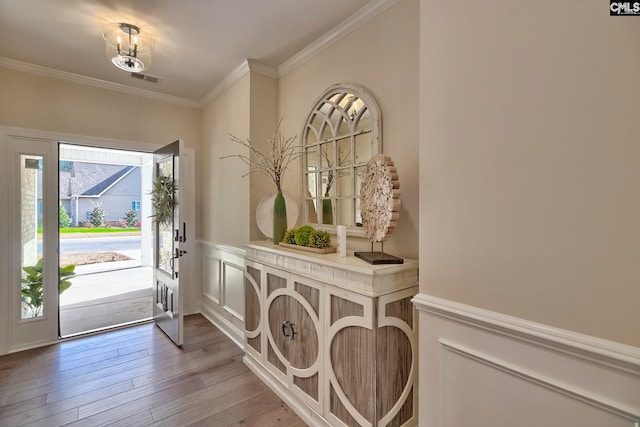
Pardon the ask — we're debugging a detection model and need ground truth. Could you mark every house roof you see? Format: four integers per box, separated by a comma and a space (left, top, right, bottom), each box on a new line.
60, 163, 136, 199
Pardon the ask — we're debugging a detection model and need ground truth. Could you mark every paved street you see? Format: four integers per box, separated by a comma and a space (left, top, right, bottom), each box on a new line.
60, 235, 142, 254
38, 235, 143, 255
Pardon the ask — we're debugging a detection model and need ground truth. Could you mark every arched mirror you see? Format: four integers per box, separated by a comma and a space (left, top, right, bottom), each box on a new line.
302, 84, 381, 234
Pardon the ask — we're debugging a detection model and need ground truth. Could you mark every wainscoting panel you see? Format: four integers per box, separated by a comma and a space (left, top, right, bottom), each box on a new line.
199, 241, 246, 347
202, 253, 221, 304
222, 261, 244, 322
413, 294, 640, 427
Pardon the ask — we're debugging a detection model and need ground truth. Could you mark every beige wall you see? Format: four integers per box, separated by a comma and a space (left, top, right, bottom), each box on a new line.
249, 72, 279, 241
200, 74, 251, 246
420, 0, 640, 347
279, 0, 420, 260
0, 68, 200, 149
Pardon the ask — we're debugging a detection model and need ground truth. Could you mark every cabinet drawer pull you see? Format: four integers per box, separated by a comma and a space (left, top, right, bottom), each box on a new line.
281, 320, 296, 340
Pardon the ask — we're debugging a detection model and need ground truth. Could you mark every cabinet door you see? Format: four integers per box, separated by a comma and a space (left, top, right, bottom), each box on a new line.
264, 267, 323, 411
325, 287, 374, 427
244, 261, 263, 359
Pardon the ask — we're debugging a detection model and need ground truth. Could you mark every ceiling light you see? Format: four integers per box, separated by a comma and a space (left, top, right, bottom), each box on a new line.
102, 23, 154, 73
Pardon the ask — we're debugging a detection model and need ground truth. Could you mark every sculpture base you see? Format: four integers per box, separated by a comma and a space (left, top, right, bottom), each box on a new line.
354, 251, 404, 265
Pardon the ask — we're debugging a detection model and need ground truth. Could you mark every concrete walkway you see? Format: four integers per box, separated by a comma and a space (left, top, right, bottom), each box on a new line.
59, 250, 153, 336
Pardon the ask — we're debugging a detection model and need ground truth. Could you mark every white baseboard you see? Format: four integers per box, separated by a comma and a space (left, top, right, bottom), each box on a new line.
199, 302, 244, 350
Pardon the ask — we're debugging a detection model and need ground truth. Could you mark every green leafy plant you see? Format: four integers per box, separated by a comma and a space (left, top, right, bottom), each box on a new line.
21, 258, 75, 317
150, 175, 175, 225
283, 225, 333, 249
283, 228, 297, 244
123, 209, 138, 228
59, 204, 72, 228
309, 230, 331, 249
89, 203, 106, 227
293, 225, 316, 247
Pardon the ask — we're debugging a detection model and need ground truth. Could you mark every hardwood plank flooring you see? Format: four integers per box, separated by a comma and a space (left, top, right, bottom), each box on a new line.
0, 314, 307, 426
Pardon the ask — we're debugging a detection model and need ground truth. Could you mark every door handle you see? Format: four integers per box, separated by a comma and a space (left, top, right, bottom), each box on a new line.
281, 320, 296, 340
169, 248, 180, 278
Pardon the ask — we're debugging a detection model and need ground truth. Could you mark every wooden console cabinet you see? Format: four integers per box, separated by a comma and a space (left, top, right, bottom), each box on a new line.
243, 241, 418, 427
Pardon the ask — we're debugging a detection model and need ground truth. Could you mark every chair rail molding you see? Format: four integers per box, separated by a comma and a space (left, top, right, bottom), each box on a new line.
413, 293, 640, 427
412, 294, 640, 373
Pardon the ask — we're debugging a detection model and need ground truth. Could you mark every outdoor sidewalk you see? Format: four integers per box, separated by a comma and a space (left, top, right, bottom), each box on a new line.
59, 250, 153, 336
61, 250, 151, 305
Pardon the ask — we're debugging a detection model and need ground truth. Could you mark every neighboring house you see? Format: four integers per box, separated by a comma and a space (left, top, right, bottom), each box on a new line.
59, 162, 141, 226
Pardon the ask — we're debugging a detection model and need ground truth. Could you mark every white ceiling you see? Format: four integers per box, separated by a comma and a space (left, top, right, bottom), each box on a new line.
0, 0, 386, 107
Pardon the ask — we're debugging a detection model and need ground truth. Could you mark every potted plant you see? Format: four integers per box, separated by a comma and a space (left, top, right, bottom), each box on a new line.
21, 258, 76, 317
280, 225, 334, 253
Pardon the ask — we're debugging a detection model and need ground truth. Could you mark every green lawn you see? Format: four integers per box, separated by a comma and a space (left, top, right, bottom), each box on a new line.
60, 227, 141, 233
38, 227, 141, 234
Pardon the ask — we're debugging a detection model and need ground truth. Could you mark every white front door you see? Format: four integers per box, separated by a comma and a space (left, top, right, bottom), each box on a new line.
153, 140, 188, 346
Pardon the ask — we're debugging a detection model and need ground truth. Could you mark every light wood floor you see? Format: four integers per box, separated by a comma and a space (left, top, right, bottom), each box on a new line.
0, 314, 307, 426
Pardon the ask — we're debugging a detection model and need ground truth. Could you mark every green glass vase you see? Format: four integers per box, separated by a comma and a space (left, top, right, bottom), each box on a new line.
322, 199, 333, 225
273, 191, 287, 244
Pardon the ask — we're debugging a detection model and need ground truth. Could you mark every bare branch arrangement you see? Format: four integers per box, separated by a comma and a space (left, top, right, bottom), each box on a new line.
321, 146, 351, 196
222, 119, 302, 193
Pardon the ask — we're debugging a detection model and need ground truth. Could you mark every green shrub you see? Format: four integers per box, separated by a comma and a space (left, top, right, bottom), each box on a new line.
59, 204, 72, 228
294, 225, 316, 247
123, 210, 138, 228
309, 230, 331, 249
89, 204, 106, 227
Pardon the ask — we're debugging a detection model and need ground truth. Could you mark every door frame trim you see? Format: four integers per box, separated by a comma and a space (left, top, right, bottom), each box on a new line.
0, 125, 163, 355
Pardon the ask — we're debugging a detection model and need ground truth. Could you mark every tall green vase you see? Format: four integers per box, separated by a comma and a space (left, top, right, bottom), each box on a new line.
322, 199, 333, 225
273, 191, 287, 244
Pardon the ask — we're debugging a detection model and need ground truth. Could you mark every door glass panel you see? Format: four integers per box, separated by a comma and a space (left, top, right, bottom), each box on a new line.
157, 157, 174, 275
20, 155, 44, 319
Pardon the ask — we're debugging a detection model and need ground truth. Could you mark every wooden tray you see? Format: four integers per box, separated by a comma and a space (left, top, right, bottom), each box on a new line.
278, 242, 337, 254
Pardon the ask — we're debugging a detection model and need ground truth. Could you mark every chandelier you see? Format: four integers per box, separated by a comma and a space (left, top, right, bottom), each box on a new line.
102, 23, 154, 72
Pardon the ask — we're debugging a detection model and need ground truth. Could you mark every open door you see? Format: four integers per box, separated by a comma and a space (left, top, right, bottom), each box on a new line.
153, 140, 187, 346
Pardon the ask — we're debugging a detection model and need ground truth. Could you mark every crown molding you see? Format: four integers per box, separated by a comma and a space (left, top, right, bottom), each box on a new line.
199, 59, 278, 108
199, 60, 251, 108
0, 57, 200, 109
247, 59, 278, 79
200, 0, 400, 106
278, 0, 400, 76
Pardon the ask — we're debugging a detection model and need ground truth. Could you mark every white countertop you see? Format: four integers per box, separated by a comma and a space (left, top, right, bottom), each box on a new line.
244, 240, 418, 296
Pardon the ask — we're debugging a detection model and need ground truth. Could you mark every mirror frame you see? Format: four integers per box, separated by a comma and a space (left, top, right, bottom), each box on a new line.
300, 83, 382, 237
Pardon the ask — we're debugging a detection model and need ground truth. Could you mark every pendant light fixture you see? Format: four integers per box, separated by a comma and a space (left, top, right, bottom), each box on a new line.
102, 23, 154, 72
